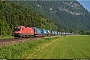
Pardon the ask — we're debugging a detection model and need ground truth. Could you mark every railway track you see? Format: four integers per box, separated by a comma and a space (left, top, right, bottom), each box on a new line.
0, 37, 44, 46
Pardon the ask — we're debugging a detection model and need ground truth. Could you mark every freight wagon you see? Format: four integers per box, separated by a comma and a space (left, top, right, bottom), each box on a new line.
34, 27, 47, 37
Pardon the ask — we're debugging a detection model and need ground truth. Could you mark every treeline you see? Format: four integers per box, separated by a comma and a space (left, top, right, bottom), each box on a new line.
10, 1, 90, 33
79, 30, 90, 35
0, 1, 58, 37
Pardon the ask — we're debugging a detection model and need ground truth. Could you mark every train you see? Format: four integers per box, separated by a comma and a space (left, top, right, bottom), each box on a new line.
12, 26, 72, 38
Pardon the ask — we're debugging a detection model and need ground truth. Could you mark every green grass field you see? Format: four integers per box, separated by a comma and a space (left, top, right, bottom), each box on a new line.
26, 35, 90, 59
0, 35, 90, 59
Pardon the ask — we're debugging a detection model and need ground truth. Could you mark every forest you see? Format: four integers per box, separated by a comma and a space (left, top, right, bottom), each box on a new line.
0, 1, 58, 37
9, 1, 90, 34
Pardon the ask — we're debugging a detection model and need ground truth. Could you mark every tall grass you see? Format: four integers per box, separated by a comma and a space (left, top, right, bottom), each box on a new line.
0, 36, 14, 39
0, 36, 59, 59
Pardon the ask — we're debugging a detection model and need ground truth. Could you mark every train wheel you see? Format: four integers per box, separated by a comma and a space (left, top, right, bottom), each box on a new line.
26, 35, 29, 38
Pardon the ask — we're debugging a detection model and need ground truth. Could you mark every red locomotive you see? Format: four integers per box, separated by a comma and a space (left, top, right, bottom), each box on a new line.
12, 26, 34, 38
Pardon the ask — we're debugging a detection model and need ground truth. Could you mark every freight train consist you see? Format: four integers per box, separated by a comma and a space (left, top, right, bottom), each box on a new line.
12, 26, 72, 38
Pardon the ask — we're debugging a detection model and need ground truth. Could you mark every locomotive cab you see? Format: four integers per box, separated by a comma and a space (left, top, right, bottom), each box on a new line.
12, 26, 22, 37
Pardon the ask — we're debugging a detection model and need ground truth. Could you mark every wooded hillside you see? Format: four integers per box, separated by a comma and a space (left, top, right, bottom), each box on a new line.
9, 1, 90, 32
0, 1, 58, 37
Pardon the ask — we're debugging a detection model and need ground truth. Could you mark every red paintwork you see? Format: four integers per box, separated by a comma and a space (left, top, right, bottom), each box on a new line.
13, 26, 34, 37
20, 26, 34, 35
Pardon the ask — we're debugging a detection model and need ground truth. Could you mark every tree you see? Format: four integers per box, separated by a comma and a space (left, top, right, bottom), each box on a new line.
0, 1, 3, 10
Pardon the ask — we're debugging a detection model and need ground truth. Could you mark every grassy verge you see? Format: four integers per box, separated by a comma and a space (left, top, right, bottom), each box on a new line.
0, 36, 14, 39
0, 36, 59, 59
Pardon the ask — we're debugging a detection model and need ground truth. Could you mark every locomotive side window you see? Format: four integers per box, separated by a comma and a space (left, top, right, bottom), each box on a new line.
22, 28, 24, 30
14, 27, 21, 31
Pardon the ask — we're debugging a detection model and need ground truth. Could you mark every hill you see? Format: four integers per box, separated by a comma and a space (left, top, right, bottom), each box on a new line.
0, 1, 58, 36
8, 0, 90, 32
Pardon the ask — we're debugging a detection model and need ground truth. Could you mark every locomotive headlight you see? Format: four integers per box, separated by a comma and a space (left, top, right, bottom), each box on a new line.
19, 32, 21, 33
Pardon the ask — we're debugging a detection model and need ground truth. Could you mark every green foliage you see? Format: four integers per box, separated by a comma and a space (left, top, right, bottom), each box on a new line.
0, 36, 58, 59
0, 36, 14, 39
0, 1, 3, 10
80, 30, 90, 35
0, 2, 58, 36
10, 1, 90, 32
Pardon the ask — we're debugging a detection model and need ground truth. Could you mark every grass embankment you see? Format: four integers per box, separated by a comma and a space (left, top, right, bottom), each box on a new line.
0, 36, 14, 39
0, 36, 59, 59
0, 35, 90, 59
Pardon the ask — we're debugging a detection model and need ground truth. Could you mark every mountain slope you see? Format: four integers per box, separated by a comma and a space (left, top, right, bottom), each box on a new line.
0, 1, 58, 36
8, 0, 90, 31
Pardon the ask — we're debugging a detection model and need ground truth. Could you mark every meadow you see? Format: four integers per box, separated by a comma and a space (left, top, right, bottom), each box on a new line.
0, 35, 90, 59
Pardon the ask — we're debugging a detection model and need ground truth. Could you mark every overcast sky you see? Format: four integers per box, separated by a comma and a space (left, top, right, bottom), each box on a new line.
77, 0, 90, 12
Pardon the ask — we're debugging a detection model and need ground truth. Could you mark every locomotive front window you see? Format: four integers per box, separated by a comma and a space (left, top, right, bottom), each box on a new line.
14, 27, 21, 31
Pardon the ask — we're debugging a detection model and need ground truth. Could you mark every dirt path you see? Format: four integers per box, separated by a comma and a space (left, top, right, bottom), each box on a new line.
0, 37, 43, 46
